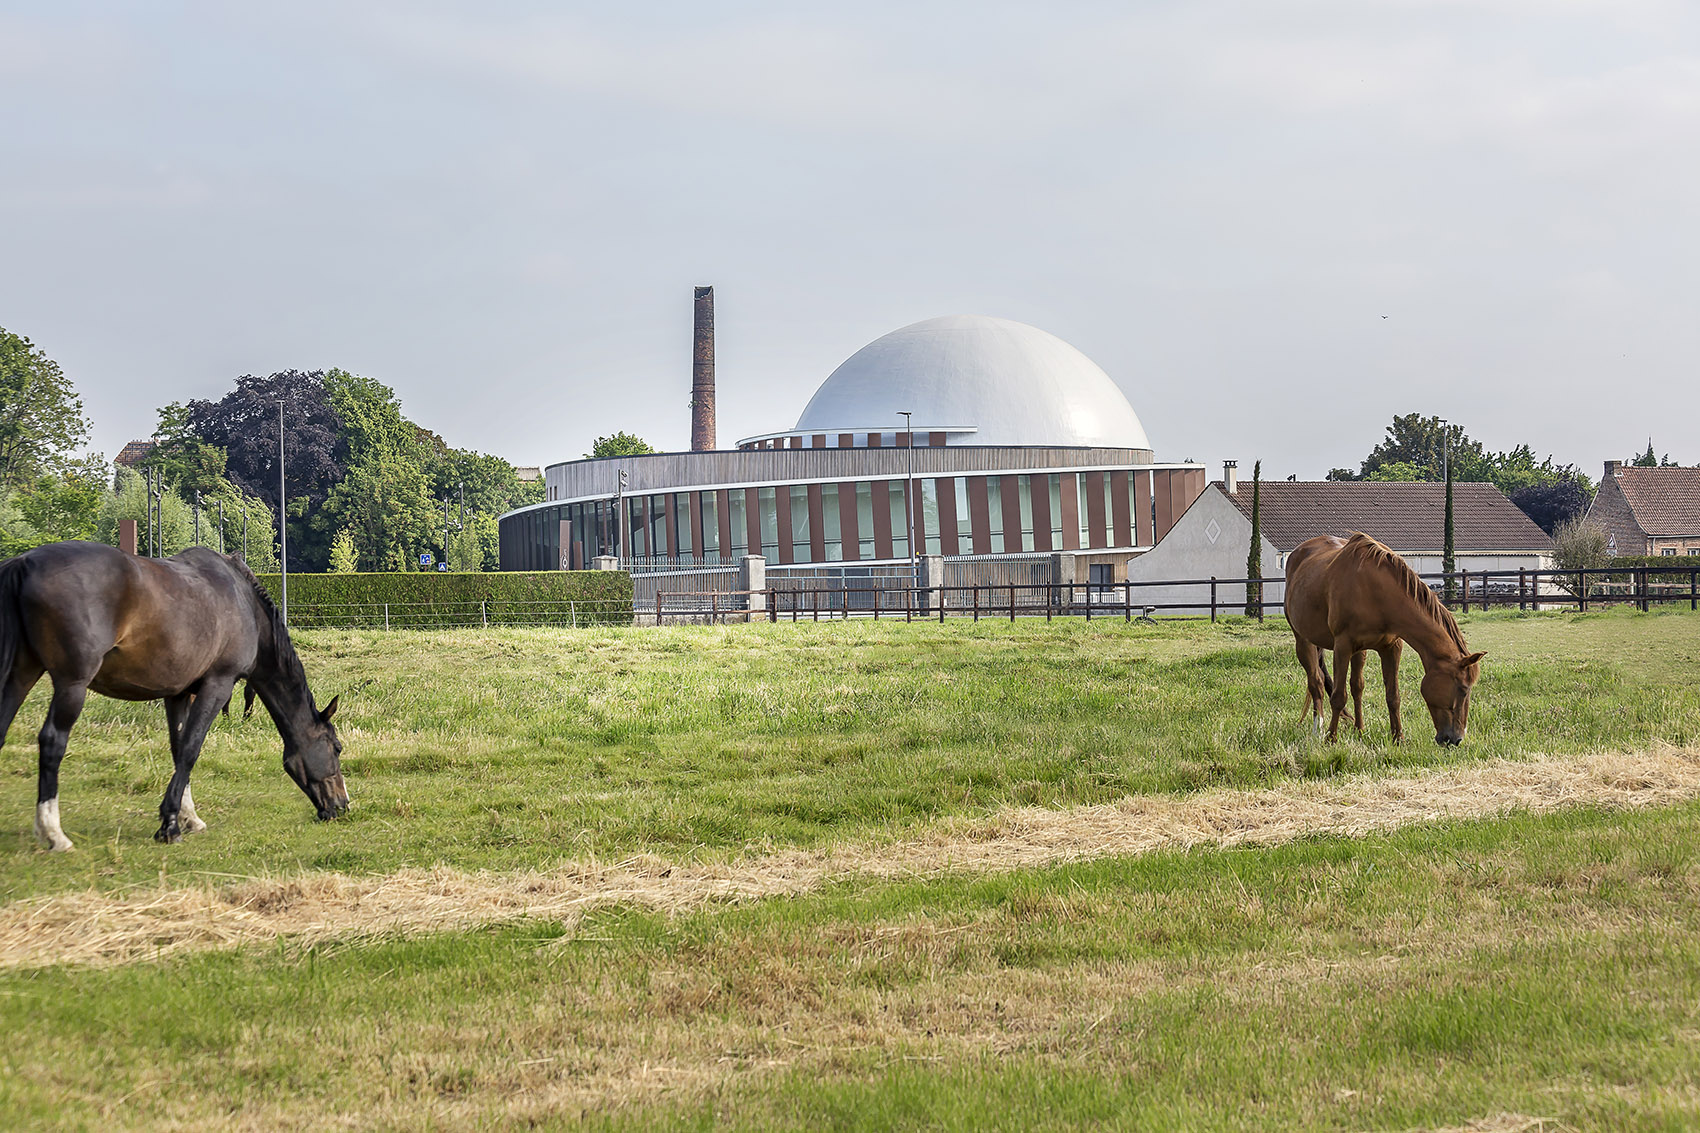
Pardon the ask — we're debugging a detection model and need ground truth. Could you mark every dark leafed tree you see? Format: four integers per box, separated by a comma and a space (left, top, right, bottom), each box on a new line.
586, 432, 657, 459
185, 371, 347, 569
0, 327, 91, 493
1507, 479, 1590, 535
1244, 460, 1263, 619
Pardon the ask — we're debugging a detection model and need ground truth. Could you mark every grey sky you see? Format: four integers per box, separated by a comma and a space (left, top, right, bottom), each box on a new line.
4, 1, 1696, 482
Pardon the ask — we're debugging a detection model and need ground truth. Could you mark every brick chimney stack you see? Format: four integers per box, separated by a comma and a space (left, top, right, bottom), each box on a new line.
1223, 460, 1239, 495
1604, 460, 1621, 480
691, 286, 716, 451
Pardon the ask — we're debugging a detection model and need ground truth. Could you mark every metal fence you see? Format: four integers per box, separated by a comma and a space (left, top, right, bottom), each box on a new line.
652, 564, 1700, 625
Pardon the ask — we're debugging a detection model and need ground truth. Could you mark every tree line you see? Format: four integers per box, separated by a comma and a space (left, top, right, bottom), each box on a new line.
0, 326, 542, 571
1325, 412, 1623, 535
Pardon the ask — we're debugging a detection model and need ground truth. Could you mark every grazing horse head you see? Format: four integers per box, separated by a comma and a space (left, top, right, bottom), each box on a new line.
1419, 651, 1486, 747
281, 694, 348, 820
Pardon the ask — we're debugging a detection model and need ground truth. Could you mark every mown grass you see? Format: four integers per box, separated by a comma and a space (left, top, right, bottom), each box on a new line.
2, 800, 1698, 1129
3, 608, 1699, 900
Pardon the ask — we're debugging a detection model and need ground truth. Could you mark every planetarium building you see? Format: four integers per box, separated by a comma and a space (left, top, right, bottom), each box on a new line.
498, 303, 1205, 590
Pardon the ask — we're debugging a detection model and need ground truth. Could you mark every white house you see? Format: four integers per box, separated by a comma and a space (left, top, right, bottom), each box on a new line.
1125, 465, 1555, 616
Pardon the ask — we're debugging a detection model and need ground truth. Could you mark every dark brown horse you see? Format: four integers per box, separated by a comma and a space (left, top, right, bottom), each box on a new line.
1285, 532, 1485, 746
0, 541, 346, 850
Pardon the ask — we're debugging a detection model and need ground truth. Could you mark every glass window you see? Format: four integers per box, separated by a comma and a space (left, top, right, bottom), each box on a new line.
921, 479, 941, 555
789, 484, 811, 563
649, 496, 668, 559
890, 481, 909, 560
758, 486, 779, 559
855, 482, 875, 559
673, 493, 693, 557
1103, 472, 1115, 544
1016, 475, 1034, 552
956, 478, 972, 547
626, 497, 645, 558
728, 490, 748, 558
821, 483, 842, 561
1074, 476, 1090, 549
987, 475, 1004, 554
698, 492, 719, 561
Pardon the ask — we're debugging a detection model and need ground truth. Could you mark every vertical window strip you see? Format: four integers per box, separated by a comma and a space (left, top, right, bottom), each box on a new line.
956, 478, 973, 545
789, 484, 811, 563
890, 482, 909, 560
729, 490, 748, 558
855, 482, 875, 559
921, 479, 941, 555
1017, 475, 1034, 552
987, 475, 1004, 554
758, 486, 779, 559
821, 483, 842, 561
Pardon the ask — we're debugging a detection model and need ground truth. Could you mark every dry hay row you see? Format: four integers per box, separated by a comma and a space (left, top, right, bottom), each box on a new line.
3, 746, 1698, 972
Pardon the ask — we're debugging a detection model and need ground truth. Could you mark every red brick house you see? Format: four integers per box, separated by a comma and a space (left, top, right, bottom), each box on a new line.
1587, 462, 1700, 557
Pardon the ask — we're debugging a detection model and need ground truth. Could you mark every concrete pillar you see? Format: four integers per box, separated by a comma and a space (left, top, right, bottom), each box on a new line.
1051, 551, 1076, 610
592, 555, 620, 571
739, 554, 766, 614
917, 554, 944, 612
118, 519, 138, 555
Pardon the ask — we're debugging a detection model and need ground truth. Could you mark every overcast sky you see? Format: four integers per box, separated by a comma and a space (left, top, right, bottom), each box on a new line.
3, 1, 1697, 481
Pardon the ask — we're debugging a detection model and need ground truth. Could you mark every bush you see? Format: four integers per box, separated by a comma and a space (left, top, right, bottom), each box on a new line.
252, 570, 632, 628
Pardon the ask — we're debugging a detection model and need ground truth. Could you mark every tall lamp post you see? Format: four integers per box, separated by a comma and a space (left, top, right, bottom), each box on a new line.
279, 401, 288, 625
898, 411, 917, 590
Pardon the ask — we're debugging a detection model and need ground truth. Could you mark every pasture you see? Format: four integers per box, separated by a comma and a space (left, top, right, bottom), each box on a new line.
2, 609, 1699, 1129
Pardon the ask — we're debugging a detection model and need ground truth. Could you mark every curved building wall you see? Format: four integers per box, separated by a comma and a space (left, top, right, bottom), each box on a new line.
500, 447, 1204, 572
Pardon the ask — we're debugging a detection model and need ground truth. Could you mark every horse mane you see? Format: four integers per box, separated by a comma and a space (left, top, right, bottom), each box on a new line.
1340, 532, 1469, 651
227, 555, 309, 691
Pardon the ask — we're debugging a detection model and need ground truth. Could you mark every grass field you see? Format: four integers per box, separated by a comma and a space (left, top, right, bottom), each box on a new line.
2, 609, 1699, 1128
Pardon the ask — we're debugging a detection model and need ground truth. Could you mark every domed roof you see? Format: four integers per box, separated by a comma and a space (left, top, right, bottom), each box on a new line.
794, 315, 1150, 449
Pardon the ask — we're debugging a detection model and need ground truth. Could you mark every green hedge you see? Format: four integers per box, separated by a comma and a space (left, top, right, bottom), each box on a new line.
252, 571, 632, 628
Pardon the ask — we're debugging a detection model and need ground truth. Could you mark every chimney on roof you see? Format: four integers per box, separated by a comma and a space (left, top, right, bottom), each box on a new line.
691, 286, 716, 452
1604, 460, 1620, 480
1223, 460, 1238, 495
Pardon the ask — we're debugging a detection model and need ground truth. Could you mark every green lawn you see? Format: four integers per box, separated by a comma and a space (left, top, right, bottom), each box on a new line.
3, 609, 1699, 901
3, 609, 1699, 1128
2, 801, 1697, 1130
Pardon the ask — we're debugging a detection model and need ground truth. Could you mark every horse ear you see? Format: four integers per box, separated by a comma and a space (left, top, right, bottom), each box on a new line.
1463, 651, 1486, 668
320, 695, 339, 722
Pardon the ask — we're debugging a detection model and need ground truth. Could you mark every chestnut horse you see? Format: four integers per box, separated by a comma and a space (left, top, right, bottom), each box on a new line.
1285, 532, 1485, 746
0, 541, 346, 851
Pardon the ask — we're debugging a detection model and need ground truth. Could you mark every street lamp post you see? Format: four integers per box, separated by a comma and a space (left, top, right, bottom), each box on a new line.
899, 411, 916, 596
279, 401, 288, 625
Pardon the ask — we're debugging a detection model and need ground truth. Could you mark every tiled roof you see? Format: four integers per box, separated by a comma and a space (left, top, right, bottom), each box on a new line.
113, 440, 155, 468
1607, 466, 1700, 536
1220, 480, 1551, 553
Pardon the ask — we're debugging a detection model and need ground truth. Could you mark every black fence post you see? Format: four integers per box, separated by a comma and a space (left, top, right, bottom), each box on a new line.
1692, 569, 1697, 612
1519, 569, 1527, 612
1009, 586, 1016, 623
1124, 581, 1131, 623
1210, 577, 1217, 623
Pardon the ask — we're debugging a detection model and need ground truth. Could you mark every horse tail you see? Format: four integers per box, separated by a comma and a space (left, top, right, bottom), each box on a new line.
1321, 667, 1334, 698
0, 556, 26, 687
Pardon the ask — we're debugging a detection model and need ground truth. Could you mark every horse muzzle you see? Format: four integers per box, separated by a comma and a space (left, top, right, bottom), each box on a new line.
315, 775, 350, 821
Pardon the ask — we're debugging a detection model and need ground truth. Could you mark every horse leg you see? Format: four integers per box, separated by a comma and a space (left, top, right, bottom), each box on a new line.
0, 654, 44, 750
35, 678, 88, 852
1379, 641, 1404, 743
1294, 638, 1328, 736
161, 694, 206, 833
1326, 639, 1353, 742
157, 681, 233, 843
1350, 651, 1367, 732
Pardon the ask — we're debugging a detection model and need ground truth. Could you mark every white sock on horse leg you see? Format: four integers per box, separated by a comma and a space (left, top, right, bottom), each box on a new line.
35, 797, 73, 851
180, 784, 207, 834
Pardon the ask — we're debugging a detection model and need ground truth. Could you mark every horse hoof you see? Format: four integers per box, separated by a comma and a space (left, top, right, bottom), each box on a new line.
183, 818, 208, 835
154, 827, 181, 844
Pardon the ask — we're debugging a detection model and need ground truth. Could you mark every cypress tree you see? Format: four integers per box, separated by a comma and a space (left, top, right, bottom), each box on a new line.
1442, 447, 1457, 604
1245, 460, 1263, 619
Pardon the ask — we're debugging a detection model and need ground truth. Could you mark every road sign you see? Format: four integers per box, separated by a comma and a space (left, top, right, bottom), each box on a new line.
437, 562, 448, 572
420, 552, 434, 566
